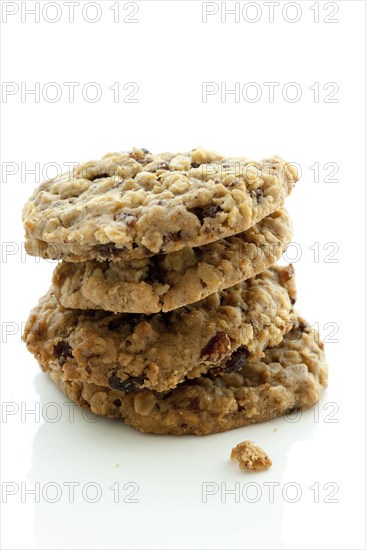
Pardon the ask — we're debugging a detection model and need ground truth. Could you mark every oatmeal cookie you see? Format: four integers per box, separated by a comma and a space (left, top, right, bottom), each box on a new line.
24, 266, 296, 393
44, 315, 328, 435
23, 148, 298, 262
53, 209, 292, 313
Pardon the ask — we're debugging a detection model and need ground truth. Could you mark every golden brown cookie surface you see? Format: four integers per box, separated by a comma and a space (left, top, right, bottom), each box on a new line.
43, 316, 328, 435
23, 148, 298, 262
24, 266, 296, 393
53, 209, 292, 313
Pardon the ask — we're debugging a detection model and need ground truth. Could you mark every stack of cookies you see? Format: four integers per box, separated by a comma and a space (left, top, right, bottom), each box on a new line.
23, 148, 328, 435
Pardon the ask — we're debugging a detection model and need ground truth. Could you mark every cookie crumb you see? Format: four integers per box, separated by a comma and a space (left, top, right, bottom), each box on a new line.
230, 440, 272, 472
273, 428, 278, 432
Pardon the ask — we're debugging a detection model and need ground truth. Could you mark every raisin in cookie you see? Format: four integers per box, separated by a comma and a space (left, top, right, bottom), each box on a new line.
53, 209, 292, 314
23, 148, 298, 262
44, 316, 328, 435
24, 266, 296, 393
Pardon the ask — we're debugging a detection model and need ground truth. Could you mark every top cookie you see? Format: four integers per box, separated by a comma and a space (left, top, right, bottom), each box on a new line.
23, 147, 298, 262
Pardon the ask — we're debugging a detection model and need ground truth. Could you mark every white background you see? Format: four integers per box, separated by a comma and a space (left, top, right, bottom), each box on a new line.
0, 1, 365, 549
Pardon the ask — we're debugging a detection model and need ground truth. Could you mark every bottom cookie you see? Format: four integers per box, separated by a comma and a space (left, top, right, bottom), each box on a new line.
45, 315, 328, 435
